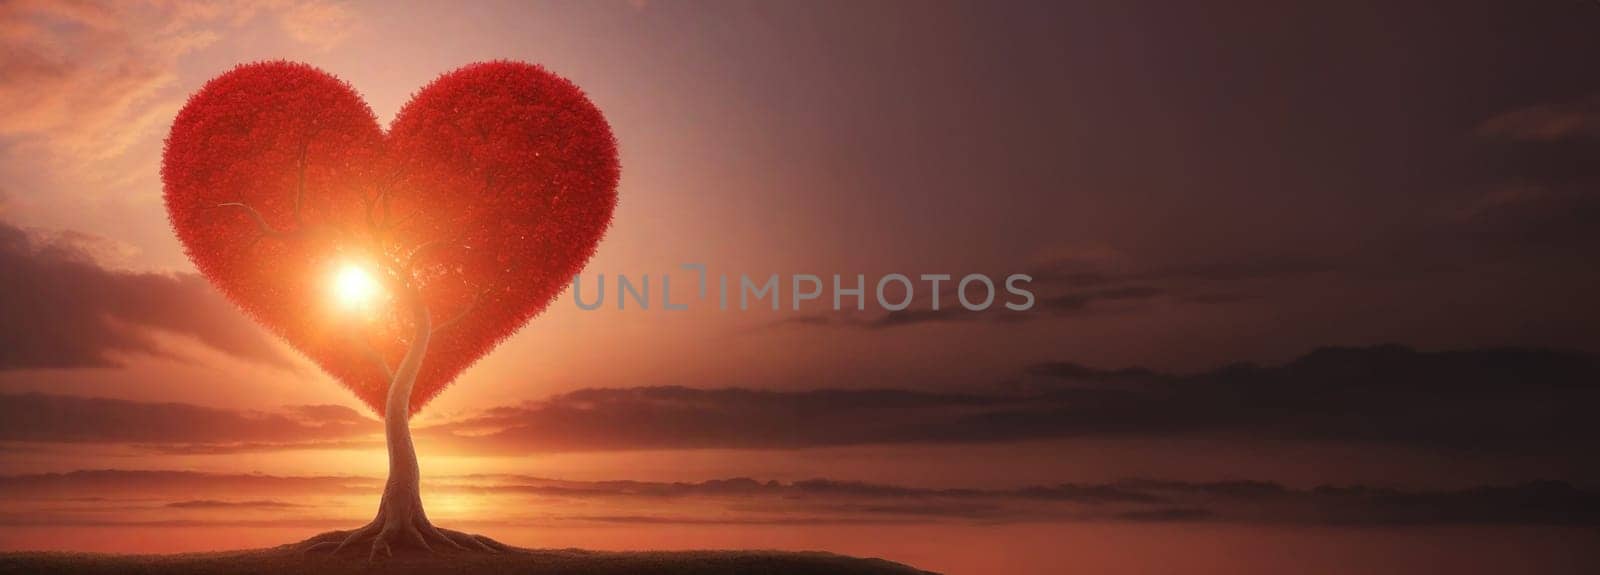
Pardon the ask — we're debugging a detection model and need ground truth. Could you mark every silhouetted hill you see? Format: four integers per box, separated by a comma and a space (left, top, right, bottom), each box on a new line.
0, 546, 937, 575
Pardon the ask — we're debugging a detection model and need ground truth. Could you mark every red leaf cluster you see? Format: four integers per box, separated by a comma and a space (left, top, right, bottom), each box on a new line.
163, 61, 619, 415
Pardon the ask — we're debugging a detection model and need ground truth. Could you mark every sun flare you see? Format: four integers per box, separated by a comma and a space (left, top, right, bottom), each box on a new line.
333, 264, 382, 309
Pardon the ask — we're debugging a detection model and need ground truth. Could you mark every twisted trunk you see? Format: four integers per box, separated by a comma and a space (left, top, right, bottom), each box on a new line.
375, 300, 431, 535
304, 296, 505, 559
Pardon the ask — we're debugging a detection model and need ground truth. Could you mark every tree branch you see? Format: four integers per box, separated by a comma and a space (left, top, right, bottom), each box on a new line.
216, 202, 289, 238
403, 239, 470, 278
431, 289, 489, 337
365, 186, 387, 233
403, 240, 446, 275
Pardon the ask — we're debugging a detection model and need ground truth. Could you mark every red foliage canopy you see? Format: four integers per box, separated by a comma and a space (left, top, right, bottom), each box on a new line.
163, 61, 619, 415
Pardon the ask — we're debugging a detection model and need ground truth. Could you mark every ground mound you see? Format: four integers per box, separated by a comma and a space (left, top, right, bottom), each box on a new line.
0, 546, 937, 575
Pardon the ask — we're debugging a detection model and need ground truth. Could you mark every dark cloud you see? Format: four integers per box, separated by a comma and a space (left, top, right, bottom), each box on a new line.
0, 469, 377, 500
1, 469, 1593, 528
5, 346, 1594, 467
1477, 94, 1600, 143
422, 386, 1009, 452
1032, 285, 1166, 315
1022, 362, 1166, 384
0, 218, 292, 370
417, 346, 1597, 458
1451, 95, 1600, 261
1115, 508, 1214, 522
0, 393, 377, 447
1445, 185, 1600, 260
550, 477, 1600, 527
164, 499, 302, 509
139, 439, 382, 455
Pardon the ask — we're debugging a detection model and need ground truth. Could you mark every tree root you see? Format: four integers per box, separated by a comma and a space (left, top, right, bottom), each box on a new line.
299, 513, 511, 562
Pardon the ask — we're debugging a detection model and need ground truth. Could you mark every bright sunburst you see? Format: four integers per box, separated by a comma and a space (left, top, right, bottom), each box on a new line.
333, 264, 382, 309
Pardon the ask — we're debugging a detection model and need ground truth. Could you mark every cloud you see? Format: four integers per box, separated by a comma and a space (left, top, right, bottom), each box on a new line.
0, 393, 375, 446
1455, 95, 1600, 258
5, 345, 1595, 463
1477, 94, 1600, 142
164, 499, 302, 509
271, 0, 356, 51
0, 469, 1594, 528
477, 476, 1600, 527
416, 345, 1596, 456
421, 386, 1010, 453
0, 469, 376, 500
0, 218, 294, 369
0, 0, 178, 163
1441, 183, 1600, 258
0, 0, 356, 166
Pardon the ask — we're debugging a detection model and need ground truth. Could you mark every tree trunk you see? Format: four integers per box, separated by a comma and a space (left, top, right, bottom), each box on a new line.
306, 291, 504, 558
375, 299, 431, 534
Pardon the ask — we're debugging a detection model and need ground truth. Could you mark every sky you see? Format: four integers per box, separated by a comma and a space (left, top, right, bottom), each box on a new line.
1, 1, 1599, 573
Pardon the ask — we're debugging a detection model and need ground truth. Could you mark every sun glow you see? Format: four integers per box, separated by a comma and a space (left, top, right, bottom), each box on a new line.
333, 264, 383, 309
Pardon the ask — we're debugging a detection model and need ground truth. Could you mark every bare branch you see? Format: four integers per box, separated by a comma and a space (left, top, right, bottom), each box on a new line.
216, 202, 289, 238
403, 239, 459, 276
431, 289, 489, 337
363, 166, 408, 234
385, 207, 421, 233
364, 186, 386, 233
381, 187, 393, 229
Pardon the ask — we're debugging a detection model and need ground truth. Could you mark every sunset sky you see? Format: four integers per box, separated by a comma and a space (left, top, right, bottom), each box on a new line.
2, 1, 1599, 573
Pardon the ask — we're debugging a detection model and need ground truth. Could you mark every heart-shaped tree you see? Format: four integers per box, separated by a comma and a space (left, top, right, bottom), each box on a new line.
163, 61, 618, 558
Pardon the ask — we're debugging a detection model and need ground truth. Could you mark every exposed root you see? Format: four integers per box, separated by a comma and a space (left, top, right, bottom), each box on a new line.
298, 512, 509, 562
